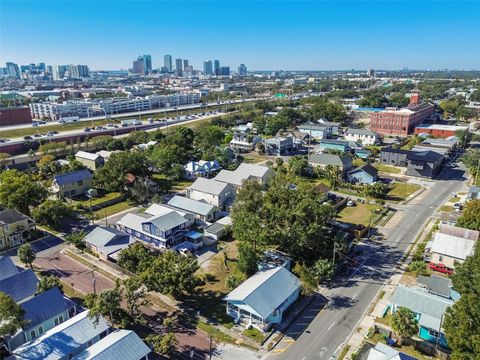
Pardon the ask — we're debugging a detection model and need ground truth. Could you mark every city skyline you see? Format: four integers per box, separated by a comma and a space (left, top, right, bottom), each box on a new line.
1, 1, 479, 70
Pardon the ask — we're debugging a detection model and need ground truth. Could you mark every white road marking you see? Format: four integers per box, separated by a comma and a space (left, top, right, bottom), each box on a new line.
327, 321, 335, 330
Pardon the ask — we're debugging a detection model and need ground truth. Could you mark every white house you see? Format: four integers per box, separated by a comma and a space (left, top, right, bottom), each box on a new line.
186, 178, 235, 210
344, 128, 379, 146
184, 160, 222, 180
214, 163, 274, 189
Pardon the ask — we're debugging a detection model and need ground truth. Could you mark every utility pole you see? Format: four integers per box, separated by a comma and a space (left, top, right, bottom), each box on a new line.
332, 242, 336, 265
476, 156, 480, 186
91, 270, 96, 295
209, 334, 213, 360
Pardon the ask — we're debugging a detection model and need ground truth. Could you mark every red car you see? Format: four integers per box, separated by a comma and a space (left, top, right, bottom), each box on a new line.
428, 263, 454, 275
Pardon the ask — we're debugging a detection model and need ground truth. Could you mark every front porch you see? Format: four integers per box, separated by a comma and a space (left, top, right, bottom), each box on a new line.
226, 301, 271, 332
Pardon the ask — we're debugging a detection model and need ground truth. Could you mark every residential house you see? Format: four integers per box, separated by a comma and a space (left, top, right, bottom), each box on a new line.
167, 195, 220, 222
6, 287, 77, 352
317, 120, 340, 135
224, 267, 301, 332
214, 163, 274, 189
380, 148, 410, 167
319, 139, 352, 153
84, 226, 134, 261
204, 216, 232, 244
467, 186, 480, 201
13, 310, 110, 360
389, 286, 453, 348
406, 150, 444, 178
308, 153, 353, 176
416, 274, 460, 300
438, 223, 479, 241
425, 232, 476, 269
116, 209, 191, 249
354, 148, 371, 159
366, 342, 419, 360
298, 123, 330, 139
344, 128, 379, 146
186, 178, 235, 209
0, 259, 39, 303
72, 330, 151, 360
0, 209, 35, 250
347, 163, 378, 184
74, 151, 104, 171
230, 133, 262, 152
184, 160, 222, 180
52, 169, 93, 198
264, 136, 294, 156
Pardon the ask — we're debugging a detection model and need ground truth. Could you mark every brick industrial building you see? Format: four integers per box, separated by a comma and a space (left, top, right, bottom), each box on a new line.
369, 91, 435, 136
414, 124, 469, 138
0, 106, 33, 127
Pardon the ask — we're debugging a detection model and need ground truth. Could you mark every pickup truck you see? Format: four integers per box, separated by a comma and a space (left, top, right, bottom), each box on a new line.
428, 263, 453, 275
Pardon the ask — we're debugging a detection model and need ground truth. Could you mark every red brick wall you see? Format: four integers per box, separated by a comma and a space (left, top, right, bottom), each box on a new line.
0, 107, 33, 126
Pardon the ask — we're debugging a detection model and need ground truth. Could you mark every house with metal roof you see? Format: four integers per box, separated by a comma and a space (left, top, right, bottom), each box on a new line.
308, 153, 353, 176
0, 268, 38, 303
72, 330, 150, 360
224, 267, 301, 332
214, 163, 274, 189
347, 163, 378, 184
6, 287, 77, 352
12, 310, 110, 360
0, 209, 35, 250
167, 195, 220, 222
388, 286, 454, 348
116, 209, 191, 250
0, 255, 20, 280
298, 123, 331, 139
74, 151, 105, 171
425, 232, 476, 269
366, 342, 418, 360
184, 160, 222, 180
264, 136, 294, 156
52, 169, 93, 198
416, 275, 460, 300
319, 139, 353, 153
187, 178, 235, 209
84, 226, 134, 261
204, 216, 232, 244
344, 128, 379, 146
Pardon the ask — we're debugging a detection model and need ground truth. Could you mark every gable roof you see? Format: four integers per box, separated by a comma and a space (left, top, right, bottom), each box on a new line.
308, 153, 351, 167
391, 286, 453, 330
367, 343, 418, 360
298, 123, 328, 131
72, 330, 150, 360
224, 267, 300, 319
381, 147, 411, 155
22, 287, 76, 330
146, 211, 189, 232
417, 275, 453, 299
188, 177, 232, 196
0, 209, 30, 226
168, 196, 216, 216
0, 268, 38, 303
430, 233, 475, 260
13, 311, 110, 360
53, 169, 92, 186
345, 128, 377, 137
438, 223, 479, 241
84, 227, 133, 256
75, 151, 101, 161
407, 150, 444, 163
0, 255, 20, 280
348, 163, 378, 178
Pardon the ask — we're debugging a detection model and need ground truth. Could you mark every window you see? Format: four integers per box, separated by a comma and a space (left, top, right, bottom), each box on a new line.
439, 255, 443, 262
68, 353, 74, 360
428, 329, 439, 338
38, 326, 44, 335
87, 339, 93, 347
59, 315, 64, 323
54, 318, 59, 326
30, 330, 36, 339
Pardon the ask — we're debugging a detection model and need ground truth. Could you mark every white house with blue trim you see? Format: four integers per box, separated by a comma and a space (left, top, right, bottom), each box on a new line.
224, 267, 300, 332
347, 163, 378, 184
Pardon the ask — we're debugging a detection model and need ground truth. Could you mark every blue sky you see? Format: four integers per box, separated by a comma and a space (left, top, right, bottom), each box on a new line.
1, 1, 479, 70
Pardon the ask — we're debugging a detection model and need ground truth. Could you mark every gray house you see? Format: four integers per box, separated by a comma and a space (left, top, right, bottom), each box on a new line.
347, 163, 378, 184
264, 136, 294, 156
406, 150, 444, 178
380, 148, 410, 167
168, 195, 220, 222
308, 153, 353, 176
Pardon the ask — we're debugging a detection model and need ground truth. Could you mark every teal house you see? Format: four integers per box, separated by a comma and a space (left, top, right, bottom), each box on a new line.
6, 287, 76, 352
319, 139, 352, 153
388, 286, 454, 348
347, 164, 378, 184
224, 267, 300, 332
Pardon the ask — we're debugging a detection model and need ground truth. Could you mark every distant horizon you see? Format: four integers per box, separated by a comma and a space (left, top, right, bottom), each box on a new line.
1, 1, 479, 70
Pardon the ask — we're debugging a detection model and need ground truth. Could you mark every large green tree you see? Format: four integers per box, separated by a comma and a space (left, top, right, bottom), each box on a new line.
37, 275, 63, 294
117, 243, 152, 273
462, 149, 480, 185
32, 200, 75, 229
85, 288, 123, 326
18, 243, 36, 269
122, 276, 149, 320
0, 170, 48, 215
94, 151, 150, 192
194, 125, 225, 156
456, 200, 480, 231
140, 251, 200, 298
0, 292, 26, 337
390, 307, 418, 345
444, 244, 480, 359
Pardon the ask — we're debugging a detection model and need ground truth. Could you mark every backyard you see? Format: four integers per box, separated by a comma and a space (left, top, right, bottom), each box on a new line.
374, 163, 402, 174
337, 203, 384, 227
386, 182, 422, 202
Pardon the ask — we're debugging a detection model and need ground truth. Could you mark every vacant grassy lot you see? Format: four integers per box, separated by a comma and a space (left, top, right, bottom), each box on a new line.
73, 191, 123, 207
374, 163, 402, 174
151, 173, 193, 192
92, 201, 134, 219
242, 152, 269, 164
337, 203, 383, 226
386, 182, 421, 202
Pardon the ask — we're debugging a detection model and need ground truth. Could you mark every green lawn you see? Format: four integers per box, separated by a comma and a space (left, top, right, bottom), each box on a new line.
92, 201, 134, 219
337, 203, 383, 227
73, 191, 123, 207
352, 158, 366, 167
374, 163, 402, 174
243, 152, 269, 164
151, 173, 193, 192
243, 327, 265, 343
386, 182, 422, 202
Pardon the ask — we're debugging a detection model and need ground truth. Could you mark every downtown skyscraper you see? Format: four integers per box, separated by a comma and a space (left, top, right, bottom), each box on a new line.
164, 54, 172, 72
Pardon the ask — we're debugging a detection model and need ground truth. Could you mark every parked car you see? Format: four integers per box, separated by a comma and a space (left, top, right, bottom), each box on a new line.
428, 263, 453, 275
450, 163, 458, 168
33, 134, 42, 138
347, 200, 355, 207
0, 138, 9, 143
23, 136, 33, 140
84, 127, 91, 132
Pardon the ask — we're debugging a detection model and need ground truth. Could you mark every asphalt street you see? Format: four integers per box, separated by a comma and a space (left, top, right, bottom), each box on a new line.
269, 166, 467, 360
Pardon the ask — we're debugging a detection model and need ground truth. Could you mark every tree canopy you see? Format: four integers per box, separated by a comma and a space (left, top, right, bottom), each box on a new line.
456, 200, 480, 231
32, 200, 75, 229
0, 292, 26, 337
18, 243, 36, 269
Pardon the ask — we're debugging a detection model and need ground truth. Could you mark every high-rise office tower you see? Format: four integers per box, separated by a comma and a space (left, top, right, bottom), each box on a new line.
52, 65, 65, 80
68, 64, 80, 78
175, 58, 183, 76
37, 63, 46, 72
219, 66, 230, 76
183, 59, 189, 69
213, 59, 220, 76
132, 56, 146, 75
6, 62, 20, 78
367, 68, 375, 77
143, 55, 152, 73
238, 64, 247, 76
164, 54, 173, 72
203, 60, 213, 76
78, 65, 90, 77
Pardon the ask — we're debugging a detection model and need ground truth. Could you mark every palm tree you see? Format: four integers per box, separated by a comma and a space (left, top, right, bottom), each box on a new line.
391, 307, 418, 345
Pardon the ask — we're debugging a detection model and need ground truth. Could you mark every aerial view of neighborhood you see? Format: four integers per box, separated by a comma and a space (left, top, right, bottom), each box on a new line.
0, 1, 479, 360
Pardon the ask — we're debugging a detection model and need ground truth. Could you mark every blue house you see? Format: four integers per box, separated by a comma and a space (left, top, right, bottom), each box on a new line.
347, 163, 378, 184
13, 310, 110, 360
6, 287, 77, 352
319, 139, 352, 153
388, 286, 454, 348
72, 330, 151, 360
117, 210, 191, 249
298, 123, 331, 139
0, 266, 39, 304
224, 267, 300, 332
